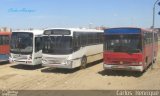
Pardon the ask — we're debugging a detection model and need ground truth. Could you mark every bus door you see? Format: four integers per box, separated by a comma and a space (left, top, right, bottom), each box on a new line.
34, 36, 42, 64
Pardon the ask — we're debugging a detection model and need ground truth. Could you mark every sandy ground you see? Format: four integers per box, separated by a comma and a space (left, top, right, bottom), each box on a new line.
0, 45, 160, 90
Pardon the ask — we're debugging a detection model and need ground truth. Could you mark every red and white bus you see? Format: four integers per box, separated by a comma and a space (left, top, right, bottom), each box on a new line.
103, 28, 158, 72
0, 31, 11, 63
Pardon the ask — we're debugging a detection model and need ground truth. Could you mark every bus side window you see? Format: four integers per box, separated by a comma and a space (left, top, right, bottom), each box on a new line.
1, 36, 4, 45
35, 37, 42, 52
88, 33, 92, 45
73, 32, 80, 51
3, 36, 9, 45
2, 35, 7, 45
0, 36, 2, 45
144, 33, 147, 44
154, 33, 158, 42
146, 32, 149, 44
81, 33, 86, 46
6, 36, 9, 45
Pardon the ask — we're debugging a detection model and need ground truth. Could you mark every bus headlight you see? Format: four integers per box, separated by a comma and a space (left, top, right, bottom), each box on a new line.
132, 62, 143, 65
29, 55, 32, 59
9, 57, 13, 63
67, 60, 73, 65
42, 59, 47, 64
27, 55, 32, 60
139, 62, 143, 65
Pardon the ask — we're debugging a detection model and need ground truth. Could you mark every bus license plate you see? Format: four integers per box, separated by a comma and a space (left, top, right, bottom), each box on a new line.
112, 65, 126, 69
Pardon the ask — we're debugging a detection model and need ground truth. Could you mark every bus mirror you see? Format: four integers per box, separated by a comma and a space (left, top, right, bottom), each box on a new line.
73, 46, 80, 52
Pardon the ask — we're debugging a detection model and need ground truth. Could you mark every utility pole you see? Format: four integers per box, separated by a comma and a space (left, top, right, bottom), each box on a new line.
151, 0, 160, 69
152, 0, 160, 28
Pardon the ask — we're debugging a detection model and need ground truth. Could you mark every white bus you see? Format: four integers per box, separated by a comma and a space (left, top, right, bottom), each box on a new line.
42, 28, 103, 69
10, 30, 43, 66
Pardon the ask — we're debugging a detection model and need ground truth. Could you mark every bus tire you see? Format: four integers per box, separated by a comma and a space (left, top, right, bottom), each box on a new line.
80, 56, 87, 69
153, 52, 156, 63
153, 58, 156, 63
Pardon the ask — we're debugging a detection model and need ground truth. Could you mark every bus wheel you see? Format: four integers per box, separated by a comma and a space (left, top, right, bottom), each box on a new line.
153, 58, 156, 63
81, 56, 87, 69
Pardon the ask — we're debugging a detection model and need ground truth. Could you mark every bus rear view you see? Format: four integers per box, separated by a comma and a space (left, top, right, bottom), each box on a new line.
103, 28, 144, 72
0, 32, 11, 63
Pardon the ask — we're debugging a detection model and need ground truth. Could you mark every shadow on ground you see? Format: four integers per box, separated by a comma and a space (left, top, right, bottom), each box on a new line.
41, 67, 80, 74
10, 64, 44, 70
41, 59, 103, 74
98, 70, 144, 77
0, 61, 10, 65
86, 59, 103, 69
98, 63, 155, 77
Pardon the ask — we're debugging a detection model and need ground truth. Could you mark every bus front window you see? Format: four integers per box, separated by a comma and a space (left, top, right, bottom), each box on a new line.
42, 36, 73, 55
10, 32, 33, 54
105, 34, 142, 53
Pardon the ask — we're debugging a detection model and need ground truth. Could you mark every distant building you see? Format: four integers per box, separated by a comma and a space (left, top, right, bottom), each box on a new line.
154, 28, 160, 37
95, 26, 108, 30
0, 27, 12, 32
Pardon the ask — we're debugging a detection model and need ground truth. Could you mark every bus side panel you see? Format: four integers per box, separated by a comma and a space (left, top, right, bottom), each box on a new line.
143, 39, 158, 70
33, 51, 42, 65
86, 44, 103, 63
69, 48, 87, 68
155, 42, 158, 60
143, 44, 153, 67
33, 36, 42, 65
143, 31, 158, 70
0, 45, 10, 62
154, 38, 158, 61
0, 45, 10, 54
69, 44, 103, 68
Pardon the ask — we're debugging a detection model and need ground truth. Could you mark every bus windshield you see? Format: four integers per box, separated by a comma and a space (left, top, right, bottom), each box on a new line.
42, 36, 73, 55
105, 34, 142, 53
10, 32, 33, 54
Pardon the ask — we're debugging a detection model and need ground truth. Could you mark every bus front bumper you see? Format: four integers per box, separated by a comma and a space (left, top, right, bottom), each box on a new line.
42, 59, 74, 69
10, 58, 34, 65
103, 64, 143, 72
0, 54, 9, 62
42, 63, 73, 69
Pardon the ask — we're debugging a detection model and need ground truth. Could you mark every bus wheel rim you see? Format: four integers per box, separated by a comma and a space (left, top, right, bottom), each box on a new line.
81, 57, 87, 68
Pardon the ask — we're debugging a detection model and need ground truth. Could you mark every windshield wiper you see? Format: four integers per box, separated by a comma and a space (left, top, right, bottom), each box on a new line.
16, 37, 22, 53
54, 36, 63, 47
48, 35, 54, 45
57, 35, 64, 47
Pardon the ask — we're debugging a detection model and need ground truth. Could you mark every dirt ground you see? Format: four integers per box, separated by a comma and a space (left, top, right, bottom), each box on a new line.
0, 45, 160, 90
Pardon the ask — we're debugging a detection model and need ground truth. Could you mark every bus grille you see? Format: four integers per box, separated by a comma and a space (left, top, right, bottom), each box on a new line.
106, 58, 137, 64
44, 57, 66, 64
13, 55, 28, 60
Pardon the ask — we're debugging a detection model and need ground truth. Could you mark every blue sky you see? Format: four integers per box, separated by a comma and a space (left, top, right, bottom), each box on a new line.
0, 0, 160, 29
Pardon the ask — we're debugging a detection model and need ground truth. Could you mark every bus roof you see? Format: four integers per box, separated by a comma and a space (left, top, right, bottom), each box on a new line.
44, 28, 103, 33
0, 32, 12, 35
12, 30, 44, 35
104, 27, 153, 35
